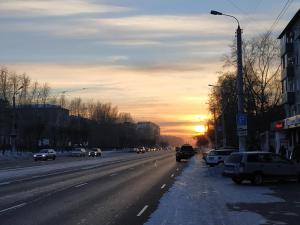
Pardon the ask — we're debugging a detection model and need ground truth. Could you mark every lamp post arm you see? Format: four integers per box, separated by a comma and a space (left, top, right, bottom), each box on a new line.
222, 13, 240, 27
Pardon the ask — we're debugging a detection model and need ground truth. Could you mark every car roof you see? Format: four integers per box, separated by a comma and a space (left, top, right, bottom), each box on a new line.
231, 151, 271, 155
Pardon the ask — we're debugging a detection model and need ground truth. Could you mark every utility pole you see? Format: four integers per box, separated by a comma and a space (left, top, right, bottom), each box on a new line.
210, 10, 247, 152
10, 86, 23, 152
236, 25, 246, 151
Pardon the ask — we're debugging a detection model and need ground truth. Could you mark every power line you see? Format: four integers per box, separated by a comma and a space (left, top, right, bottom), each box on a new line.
266, 0, 293, 38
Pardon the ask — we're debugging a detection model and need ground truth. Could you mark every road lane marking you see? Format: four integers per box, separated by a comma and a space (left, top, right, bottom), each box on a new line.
0, 203, 27, 214
161, 184, 166, 189
137, 205, 148, 217
110, 173, 118, 177
176, 168, 179, 171
75, 183, 88, 188
171, 174, 174, 177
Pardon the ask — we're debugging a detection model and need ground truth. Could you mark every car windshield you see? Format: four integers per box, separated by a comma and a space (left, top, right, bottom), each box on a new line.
40, 150, 48, 153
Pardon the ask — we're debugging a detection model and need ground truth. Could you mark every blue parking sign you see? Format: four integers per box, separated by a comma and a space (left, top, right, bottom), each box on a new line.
237, 113, 247, 130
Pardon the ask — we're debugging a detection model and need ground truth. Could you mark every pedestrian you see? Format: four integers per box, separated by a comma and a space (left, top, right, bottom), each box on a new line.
279, 145, 286, 158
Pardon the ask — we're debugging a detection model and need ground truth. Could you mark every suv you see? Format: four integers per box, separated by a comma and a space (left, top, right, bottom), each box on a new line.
205, 149, 237, 166
223, 152, 300, 185
71, 148, 86, 157
176, 144, 195, 162
88, 148, 102, 157
33, 149, 56, 161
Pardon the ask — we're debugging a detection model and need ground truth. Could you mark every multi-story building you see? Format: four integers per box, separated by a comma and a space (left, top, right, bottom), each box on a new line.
16, 104, 69, 148
278, 9, 300, 155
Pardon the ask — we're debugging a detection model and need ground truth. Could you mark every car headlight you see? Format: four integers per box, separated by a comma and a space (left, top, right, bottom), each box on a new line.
42, 154, 46, 157
33, 155, 37, 157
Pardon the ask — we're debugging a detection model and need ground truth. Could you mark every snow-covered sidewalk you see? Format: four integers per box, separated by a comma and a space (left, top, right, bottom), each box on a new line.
145, 154, 285, 225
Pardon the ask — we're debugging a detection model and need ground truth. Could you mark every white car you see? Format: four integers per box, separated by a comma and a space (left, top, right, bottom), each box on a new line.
33, 149, 56, 161
206, 149, 237, 166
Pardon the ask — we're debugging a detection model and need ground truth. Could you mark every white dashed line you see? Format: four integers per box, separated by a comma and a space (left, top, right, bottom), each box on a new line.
75, 183, 88, 188
0, 203, 27, 214
176, 168, 179, 171
110, 173, 118, 177
161, 184, 166, 189
137, 205, 148, 217
171, 174, 174, 178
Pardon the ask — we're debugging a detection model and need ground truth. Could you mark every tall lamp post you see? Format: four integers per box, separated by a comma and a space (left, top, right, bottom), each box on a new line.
10, 86, 23, 152
210, 10, 246, 152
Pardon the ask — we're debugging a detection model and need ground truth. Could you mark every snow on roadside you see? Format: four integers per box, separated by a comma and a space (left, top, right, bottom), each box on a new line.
144, 156, 284, 225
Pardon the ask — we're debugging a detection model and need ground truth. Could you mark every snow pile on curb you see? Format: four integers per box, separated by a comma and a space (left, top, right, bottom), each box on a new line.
145, 156, 284, 225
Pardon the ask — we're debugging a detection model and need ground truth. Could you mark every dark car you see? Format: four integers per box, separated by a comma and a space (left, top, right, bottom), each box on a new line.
223, 152, 300, 185
176, 144, 195, 162
88, 148, 102, 157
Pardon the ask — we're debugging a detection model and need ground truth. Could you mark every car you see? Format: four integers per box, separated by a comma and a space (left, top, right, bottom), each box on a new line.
176, 144, 195, 162
88, 148, 102, 157
205, 149, 237, 166
223, 152, 300, 185
33, 149, 56, 161
136, 147, 146, 154
70, 148, 86, 157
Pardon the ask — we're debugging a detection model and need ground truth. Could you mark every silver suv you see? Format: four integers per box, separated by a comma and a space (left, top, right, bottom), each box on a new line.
223, 152, 300, 185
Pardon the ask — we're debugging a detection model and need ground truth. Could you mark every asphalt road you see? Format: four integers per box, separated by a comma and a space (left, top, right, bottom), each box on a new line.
0, 151, 185, 225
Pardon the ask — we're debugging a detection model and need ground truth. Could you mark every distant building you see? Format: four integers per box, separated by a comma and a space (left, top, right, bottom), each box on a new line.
136, 122, 160, 146
0, 99, 11, 148
16, 104, 69, 148
278, 9, 300, 156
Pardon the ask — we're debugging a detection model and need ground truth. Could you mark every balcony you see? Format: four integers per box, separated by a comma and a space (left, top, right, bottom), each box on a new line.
281, 42, 293, 54
282, 91, 295, 105
282, 64, 295, 78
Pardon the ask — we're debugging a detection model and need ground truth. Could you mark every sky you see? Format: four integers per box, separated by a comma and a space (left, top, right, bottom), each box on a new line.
0, 0, 299, 142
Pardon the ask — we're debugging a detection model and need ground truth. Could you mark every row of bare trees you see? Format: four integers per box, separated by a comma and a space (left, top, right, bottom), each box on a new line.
205, 33, 284, 149
0, 67, 152, 150
0, 67, 50, 106
0, 67, 134, 124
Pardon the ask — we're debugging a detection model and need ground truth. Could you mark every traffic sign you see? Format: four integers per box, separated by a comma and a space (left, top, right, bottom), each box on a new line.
237, 113, 247, 130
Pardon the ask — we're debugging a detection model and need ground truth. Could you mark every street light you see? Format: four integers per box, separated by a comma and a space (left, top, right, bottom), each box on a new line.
208, 84, 227, 148
10, 85, 23, 152
210, 10, 246, 152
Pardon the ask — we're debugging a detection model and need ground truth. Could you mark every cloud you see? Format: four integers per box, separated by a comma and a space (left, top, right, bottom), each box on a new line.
0, 0, 130, 17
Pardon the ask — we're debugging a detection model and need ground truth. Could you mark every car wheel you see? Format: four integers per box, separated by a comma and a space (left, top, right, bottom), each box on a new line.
176, 157, 181, 162
232, 177, 242, 184
34, 158, 37, 161
53, 156, 56, 160
252, 173, 263, 185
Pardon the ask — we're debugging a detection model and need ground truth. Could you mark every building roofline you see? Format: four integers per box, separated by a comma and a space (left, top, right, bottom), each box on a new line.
278, 9, 300, 39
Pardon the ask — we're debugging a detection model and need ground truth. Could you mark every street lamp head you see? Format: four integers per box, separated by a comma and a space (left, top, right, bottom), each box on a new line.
210, 10, 223, 15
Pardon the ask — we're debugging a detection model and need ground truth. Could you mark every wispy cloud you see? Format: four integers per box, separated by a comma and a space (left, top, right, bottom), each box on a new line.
0, 0, 131, 17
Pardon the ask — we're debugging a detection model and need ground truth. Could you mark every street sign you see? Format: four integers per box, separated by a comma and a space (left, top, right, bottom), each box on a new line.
237, 113, 247, 130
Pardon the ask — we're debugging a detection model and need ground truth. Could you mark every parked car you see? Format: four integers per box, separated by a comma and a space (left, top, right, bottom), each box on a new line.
70, 148, 86, 157
33, 149, 56, 161
176, 144, 195, 162
223, 152, 300, 185
88, 148, 102, 157
205, 149, 237, 166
